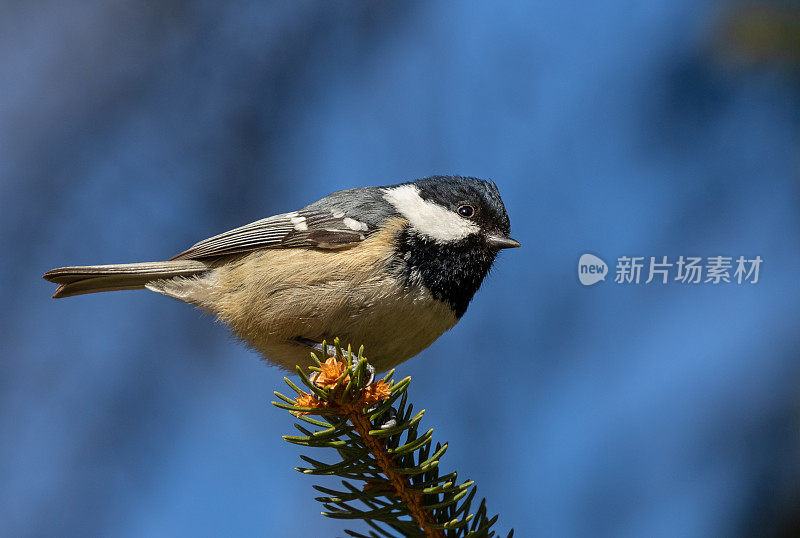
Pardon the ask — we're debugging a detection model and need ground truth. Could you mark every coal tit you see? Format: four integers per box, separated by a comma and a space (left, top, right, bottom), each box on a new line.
44, 175, 520, 372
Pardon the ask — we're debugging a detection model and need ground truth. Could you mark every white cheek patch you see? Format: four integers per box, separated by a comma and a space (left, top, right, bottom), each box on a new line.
382, 184, 479, 242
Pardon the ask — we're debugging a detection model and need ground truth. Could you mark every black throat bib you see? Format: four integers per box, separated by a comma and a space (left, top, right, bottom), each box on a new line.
392, 230, 497, 319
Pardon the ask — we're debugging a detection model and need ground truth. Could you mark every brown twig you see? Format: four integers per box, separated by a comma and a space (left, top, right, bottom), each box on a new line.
293, 354, 443, 537
341, 401, 444, 538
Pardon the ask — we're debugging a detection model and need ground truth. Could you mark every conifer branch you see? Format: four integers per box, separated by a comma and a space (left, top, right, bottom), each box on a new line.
272, 339, 513, 537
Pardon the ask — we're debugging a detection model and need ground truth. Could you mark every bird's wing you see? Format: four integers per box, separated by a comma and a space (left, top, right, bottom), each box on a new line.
170, 210, 372, 260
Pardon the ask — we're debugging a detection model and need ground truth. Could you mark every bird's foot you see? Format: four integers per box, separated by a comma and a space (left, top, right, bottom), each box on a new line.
295, 337, 338, 358
295, 337, 375, 384
369, 403, 398, 430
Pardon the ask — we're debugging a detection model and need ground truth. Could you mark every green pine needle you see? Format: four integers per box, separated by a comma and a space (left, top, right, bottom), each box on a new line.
273, 340, 512, 537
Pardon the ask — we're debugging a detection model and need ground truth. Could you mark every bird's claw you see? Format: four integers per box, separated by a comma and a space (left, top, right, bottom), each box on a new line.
295, 337, 339, 358
369, 404, 397, 430
296, 338, 376, 384
364, 362, 376, 386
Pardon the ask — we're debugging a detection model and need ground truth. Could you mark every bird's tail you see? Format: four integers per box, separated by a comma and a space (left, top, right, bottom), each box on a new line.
43, 260, 209, 299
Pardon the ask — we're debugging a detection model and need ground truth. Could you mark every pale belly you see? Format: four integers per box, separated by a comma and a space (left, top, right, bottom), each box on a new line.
196, 235, 459, 372
243, 278, 457, 372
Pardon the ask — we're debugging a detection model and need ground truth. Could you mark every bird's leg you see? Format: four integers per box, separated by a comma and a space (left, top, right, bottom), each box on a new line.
296, 338, 390, 426
370, 404, 398, 430
295, 337, 338, 359
295, 337, 376, 384
362, 362, 376, 386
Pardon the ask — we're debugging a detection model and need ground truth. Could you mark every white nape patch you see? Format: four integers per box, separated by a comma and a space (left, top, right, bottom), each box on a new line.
290, 215, 308, 231
343, 217, 368, 231
382, 184, 479, 242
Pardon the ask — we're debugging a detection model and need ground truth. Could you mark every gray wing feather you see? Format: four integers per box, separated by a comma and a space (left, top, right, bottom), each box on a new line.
170, 211, 370, 261
43, 260, 209, 298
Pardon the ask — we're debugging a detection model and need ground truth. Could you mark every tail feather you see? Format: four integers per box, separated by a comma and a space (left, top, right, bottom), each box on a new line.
44, 261, 209, 298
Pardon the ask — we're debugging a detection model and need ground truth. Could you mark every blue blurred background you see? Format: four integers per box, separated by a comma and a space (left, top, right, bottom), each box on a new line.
2, 1, 800, 536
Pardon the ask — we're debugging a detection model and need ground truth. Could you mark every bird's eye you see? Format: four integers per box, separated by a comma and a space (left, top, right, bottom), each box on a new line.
457, 205, 475, 218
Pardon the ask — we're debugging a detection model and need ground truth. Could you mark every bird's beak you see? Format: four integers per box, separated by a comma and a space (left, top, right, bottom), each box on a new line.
486, 233, 521, 249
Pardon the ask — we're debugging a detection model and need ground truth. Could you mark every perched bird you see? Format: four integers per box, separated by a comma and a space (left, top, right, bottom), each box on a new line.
44, 176, 519, 372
